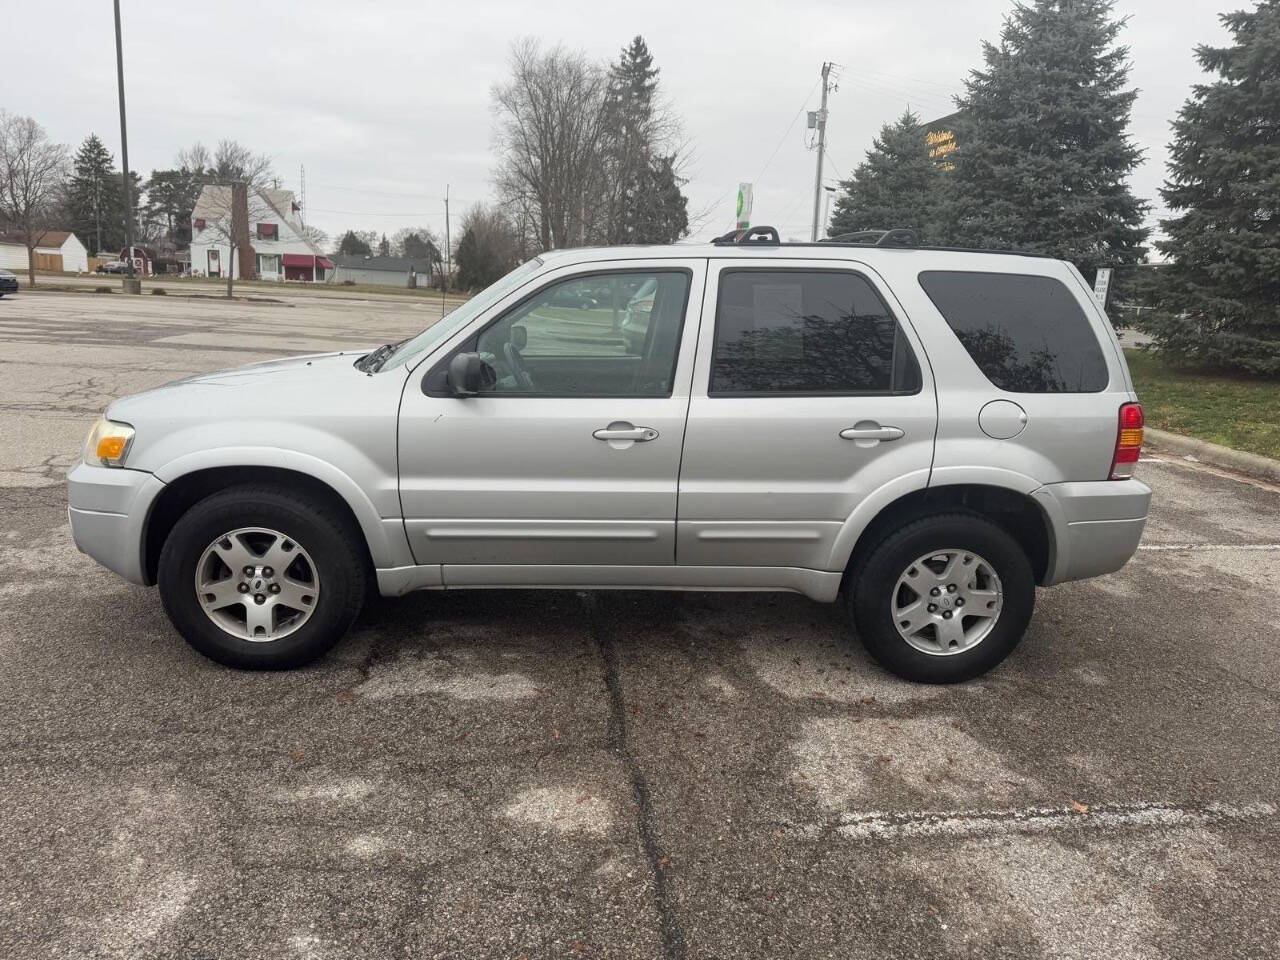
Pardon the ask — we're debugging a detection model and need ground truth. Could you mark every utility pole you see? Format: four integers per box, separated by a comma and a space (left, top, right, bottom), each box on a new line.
113, 0, 138, 292
810, 61, 835, 242
442, 184, 451, 310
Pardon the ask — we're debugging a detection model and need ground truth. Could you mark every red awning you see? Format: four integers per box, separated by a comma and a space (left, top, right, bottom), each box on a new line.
282, 254, 334, 269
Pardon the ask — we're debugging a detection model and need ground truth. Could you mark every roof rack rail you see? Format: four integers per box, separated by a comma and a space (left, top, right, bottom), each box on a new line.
711, 225, 781, 246
822, 228, 918, 247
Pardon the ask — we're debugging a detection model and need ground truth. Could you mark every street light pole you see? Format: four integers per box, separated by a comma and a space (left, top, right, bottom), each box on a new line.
113, 0, 138, 292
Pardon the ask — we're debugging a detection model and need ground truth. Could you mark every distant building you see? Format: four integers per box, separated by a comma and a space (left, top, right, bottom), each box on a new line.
330, 254, 434, 288
0, 230, 89, 273
190, 185, 332, 282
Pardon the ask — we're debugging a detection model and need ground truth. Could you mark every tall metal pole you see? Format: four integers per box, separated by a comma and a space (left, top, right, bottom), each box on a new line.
443, 184, 451, 307
810, 61, 832, 242
113, 0, 137, 288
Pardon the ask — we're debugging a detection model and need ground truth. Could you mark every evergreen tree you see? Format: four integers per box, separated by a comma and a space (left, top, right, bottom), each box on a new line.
336, 230, 372, 256
948, 0, 1148, 276
1146, 0, 1280, 374
602, 36, 689, 244
828, 110, 950, 243
378, 232, 390, 257
64, 134, 128, 255
142, 167, 202, 246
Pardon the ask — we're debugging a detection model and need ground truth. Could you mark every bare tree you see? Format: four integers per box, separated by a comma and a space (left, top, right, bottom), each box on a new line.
455, 203, 521, 289
184, 140, 276, 297
492, 39, 609, 251
0, 113, 69, 288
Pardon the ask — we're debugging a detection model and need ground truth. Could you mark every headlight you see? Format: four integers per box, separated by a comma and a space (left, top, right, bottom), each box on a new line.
83, 417, 135, 468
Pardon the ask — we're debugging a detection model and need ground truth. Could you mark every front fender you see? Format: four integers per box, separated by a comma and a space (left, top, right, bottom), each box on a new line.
151, 445, 414, 569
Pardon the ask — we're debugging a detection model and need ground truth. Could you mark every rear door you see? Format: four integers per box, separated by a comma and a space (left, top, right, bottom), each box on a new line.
677, 259, 937, 570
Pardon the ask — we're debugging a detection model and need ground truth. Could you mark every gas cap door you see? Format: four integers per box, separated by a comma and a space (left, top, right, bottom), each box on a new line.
979, 399, 1028, 440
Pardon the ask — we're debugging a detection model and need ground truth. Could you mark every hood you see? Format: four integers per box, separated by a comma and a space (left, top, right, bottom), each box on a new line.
105, 349, 383, 424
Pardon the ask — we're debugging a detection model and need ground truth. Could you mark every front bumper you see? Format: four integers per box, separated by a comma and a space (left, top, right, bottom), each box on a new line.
67, 462, 166, 584
1034, 478, 1151, 586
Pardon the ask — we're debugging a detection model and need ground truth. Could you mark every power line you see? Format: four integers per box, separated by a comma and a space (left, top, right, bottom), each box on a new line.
753, 77, 822, 187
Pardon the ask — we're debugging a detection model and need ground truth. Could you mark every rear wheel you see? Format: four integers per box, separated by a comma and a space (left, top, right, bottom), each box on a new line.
158, 485, 366, 669
847, 512, 1034, 683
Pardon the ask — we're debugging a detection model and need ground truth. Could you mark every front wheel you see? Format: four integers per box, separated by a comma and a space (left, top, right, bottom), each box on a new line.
847, 512, 1035, 683
157, 485, 367, 669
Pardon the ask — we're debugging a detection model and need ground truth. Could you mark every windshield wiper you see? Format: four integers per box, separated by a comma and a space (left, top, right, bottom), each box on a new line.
358, 340, 403, 373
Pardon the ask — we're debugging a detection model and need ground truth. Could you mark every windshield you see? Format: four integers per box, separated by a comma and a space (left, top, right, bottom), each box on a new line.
378, 258, 545, 371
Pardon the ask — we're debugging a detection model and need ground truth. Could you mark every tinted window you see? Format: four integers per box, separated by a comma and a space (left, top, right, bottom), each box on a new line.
918, 271, 1108, 392
475, 270, 689, 396
710, 270, 921, 395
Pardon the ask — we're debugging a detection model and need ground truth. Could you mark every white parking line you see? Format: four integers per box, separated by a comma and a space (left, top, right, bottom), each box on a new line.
800, 801, 1276, 842
1139, 543, 1280, 552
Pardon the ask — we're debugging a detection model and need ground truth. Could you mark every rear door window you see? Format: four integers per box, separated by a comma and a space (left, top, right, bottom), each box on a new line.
710, 269, 921, 395
918, 270, 1108, 392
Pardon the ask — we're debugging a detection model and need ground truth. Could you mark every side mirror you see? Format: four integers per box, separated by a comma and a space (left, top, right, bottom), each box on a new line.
447, 352, 496, 397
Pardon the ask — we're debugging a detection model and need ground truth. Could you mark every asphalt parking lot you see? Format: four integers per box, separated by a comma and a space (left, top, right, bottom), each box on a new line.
1, 288, 1278, 959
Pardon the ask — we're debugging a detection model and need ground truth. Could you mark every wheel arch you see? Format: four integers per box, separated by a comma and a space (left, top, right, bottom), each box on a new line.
831, 479, 1055, 590
143, 456, 410, 585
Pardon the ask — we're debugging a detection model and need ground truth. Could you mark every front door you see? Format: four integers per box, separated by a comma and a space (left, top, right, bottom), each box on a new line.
677, 259, 937, 570
397, 261, 705, 573
207, 249, 220, 278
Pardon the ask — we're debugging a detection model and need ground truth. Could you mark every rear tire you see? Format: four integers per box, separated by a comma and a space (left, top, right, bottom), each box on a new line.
847, 512, 1034, 683
158, 485, 366, 669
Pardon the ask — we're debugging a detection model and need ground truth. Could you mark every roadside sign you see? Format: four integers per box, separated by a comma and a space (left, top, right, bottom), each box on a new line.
1093, 267, 1113, 308
735, 183, 753, 229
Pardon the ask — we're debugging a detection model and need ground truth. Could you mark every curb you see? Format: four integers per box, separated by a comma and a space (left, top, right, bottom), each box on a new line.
1144, 426, 1280, 483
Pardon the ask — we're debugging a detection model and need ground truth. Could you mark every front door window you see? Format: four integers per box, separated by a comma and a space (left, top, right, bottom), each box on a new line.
474, 271, 691, 397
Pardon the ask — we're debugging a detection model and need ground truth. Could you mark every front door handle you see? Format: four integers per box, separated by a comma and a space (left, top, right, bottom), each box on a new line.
593, 422, 659, 442
840, 424, 905, 442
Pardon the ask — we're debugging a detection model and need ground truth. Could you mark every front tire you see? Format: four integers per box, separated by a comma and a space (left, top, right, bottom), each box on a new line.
158, 485, 367, 669
847, 512, 1035, 683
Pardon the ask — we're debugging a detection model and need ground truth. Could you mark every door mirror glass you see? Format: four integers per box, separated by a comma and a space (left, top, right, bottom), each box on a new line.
447, 352, 496, 396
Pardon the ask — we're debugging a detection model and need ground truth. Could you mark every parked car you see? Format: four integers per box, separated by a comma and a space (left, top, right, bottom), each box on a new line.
620, 277, 658, 354
0, 269, 18, 296
97, 260, 129, 274
547, 285, 597, 309
67, 227, 1150, 682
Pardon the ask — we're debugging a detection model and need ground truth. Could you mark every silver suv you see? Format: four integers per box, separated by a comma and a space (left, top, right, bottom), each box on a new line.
67, 228, 1150, 682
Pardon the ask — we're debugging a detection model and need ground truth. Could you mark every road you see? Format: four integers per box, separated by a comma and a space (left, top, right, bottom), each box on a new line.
1, 289, 1277, 959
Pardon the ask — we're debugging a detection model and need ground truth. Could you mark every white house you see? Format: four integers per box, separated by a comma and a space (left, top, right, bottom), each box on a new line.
0, 230, 89, 273
189, 185, 331, 282
330, 254, 434, 287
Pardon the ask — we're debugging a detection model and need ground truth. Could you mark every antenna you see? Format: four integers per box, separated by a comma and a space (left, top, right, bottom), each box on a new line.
300, 164, 306, 227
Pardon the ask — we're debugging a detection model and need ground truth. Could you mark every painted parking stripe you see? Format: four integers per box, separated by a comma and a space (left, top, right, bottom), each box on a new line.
1138, 543, 1280, 552
797, 801, 1276, 842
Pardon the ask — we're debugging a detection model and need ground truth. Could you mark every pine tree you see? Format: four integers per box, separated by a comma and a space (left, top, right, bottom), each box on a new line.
142, 167, 202, 246
65, 134, 126, 256
602, 36, 689, 244
1147, 0, 1280, 374
828, 110, 950, 243
948, 0, 1148, 276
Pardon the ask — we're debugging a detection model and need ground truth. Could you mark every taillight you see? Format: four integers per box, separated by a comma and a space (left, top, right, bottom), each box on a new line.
1110, 402, 1144, 479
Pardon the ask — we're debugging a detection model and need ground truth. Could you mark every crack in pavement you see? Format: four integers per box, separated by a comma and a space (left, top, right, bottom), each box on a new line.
584, 593, 686, 960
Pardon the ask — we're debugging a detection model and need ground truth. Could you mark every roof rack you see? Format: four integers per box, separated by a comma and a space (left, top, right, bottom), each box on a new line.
822, 228, 918, 247
711, 225, 781, 246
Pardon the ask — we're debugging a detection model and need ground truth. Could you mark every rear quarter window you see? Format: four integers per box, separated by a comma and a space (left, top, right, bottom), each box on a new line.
918, 270, 1109, 393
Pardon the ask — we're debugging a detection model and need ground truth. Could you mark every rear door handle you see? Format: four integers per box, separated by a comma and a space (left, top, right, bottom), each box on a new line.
593, 423, 659, 442
840, 424, 905, 442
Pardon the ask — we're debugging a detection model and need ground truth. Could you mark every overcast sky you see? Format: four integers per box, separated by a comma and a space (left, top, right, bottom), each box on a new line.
6, 0, 1237, 248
